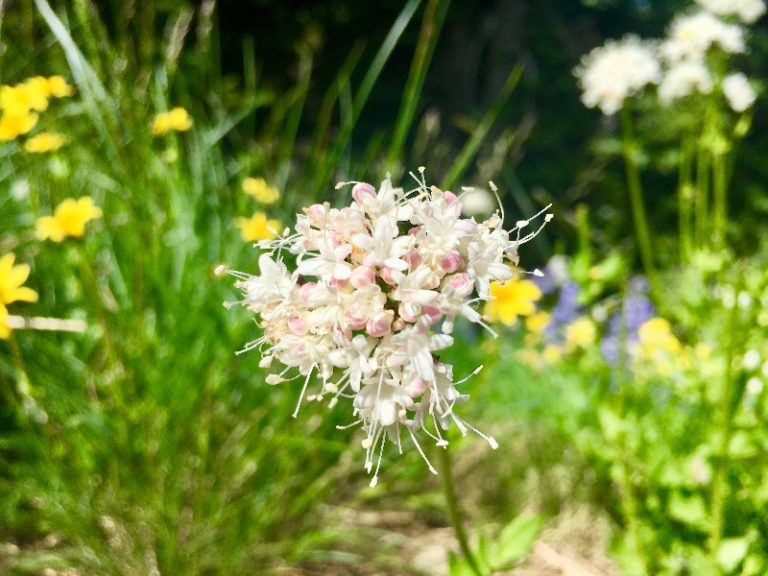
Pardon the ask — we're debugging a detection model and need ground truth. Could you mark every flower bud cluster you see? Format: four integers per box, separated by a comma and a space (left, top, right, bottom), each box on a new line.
219, 169, 550, 485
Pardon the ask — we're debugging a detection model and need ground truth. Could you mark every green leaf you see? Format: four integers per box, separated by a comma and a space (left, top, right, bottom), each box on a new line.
448, 551, 477, 576
717, 537, 749, 573
489, 514, 542, 569
667, 491, 708, 530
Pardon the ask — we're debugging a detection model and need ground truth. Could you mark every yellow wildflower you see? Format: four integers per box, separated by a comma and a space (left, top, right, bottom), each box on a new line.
45, 76, 75, 98
0, 82, 48, 116
637, 317, 680, 356
243, 177, 280, 204
152, 107, 193, 136
0, 112, 38, 141
36, 197, 103, 242
486, 274, 542, 326
526, 311, 551, 335
235, 212, 282, 242
24, 132, 67, 153
0, 304, 9, 339
543, 344, 563, 363
565, 316, 597, 349
0, 253, 38, 306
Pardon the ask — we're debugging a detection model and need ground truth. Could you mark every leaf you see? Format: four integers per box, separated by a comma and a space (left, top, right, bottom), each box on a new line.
448, 551, 477, 576
717, 537, 749, 573
489, 514, 542, 569
667, 491, 708, 530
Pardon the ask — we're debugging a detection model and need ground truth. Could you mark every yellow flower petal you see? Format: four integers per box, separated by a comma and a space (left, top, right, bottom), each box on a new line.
486, 274, 543, 326
0, 304, 10, 339
46, 76, 75, 98
0, 112, 38, 141
0, 253, 38, 306
235, 212, 281, 242
24, 132, 67, 153
153, 107, 192, 135
36, 197, 102, 242
242, 177, 280, 204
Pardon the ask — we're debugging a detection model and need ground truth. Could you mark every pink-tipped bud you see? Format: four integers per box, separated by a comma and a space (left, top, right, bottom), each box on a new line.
446, 273, 473, 297
392, 317, 405, 332
330, 276, 350, 289
408, 226, 421, 236
288, 315, 308, 335
454, 219, 477, 235
344, 311, 367, 331
366, 310, 394, 337
306, 203, 326, 224
403, 374, 427, 399
422, 305, 442, 325
404, 249, 421, 268
300, 281, 318, 301
444, 190, 458, 205
352, 182, 376, 203
398, 303, 418, 324
379, 265, 396, 284
441, 251, 464, 273
350, 265, 376, 289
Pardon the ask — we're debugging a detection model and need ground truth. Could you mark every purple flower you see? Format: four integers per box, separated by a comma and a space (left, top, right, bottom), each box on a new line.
600, 276, 654, 364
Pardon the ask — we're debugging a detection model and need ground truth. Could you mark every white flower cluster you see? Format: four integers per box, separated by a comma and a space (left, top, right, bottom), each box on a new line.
219, 170, 550, 486
695, 0, 766, 23
575, 2, 760, 114
574, 35, 661, 116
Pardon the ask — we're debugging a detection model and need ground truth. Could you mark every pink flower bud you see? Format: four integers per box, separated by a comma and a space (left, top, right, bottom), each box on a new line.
441, 251, 464, 273
379, 265, 396, 284
306, 203, 326, 224
403, 374, 427, 398
344, 311, 367, 330
366, 310, 393, 337
352, 182, 376, 203
454, 219, 477, 235
392, 317, 405, 332
398, 303, 418, 323
422, 305, 442, 325
444, 190, 458, 205
350, 265, 376, 288
403, 249, 421, 268
288, 315, 308, 335
408, 226, 421, 236
300, 281, 318, 301
445, 273, 473, 297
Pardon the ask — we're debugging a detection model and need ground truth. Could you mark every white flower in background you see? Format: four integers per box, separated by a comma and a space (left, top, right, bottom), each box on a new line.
722, 72, 756, 112
574, 35, 661, 115
658, 60, 713, 102
459, 187, 496, 215
696, 0, 766, 23
661, 11, 744, 62
219, 169, 550, 486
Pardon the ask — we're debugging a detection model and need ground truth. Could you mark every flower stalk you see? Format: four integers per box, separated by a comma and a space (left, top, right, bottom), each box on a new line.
439, 445, 484, 576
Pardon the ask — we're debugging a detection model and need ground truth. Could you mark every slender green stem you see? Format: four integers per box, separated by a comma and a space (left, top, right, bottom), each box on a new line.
711, 150, 727, 252
678, 138, 694, 263
620, 108, 657, 293
708, 279, 740, 571
439, 445, 484, 576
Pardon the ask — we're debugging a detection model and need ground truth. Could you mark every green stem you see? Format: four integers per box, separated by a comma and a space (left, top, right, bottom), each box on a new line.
678, 138, 694, 263
620, 109, 657, 294
711, 150, 727, 252
708, 280, 740, 572
439, 445, 484, 576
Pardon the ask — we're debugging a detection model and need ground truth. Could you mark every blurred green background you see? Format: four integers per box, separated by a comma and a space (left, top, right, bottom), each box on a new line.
2, 1, 768, 575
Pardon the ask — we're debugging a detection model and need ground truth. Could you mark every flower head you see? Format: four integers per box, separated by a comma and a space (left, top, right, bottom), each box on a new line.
24, 132, 67, 153
575, 35, 661, 115
722, 72, 756, 112
661, 11, 744, 63
219, 169, 550, 485
36, 197, 102, 242
486, 274, 542, 326
235, 212, 282, 242
152, 107, 193, 136
243, 177, 280, 204
0, 112, 38, 141
695, 0, 766, 23
658, 60, 713, 103
0, 253, 38, 306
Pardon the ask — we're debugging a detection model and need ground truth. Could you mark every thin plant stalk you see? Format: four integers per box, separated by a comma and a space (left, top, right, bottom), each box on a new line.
620, 108, 657, 294
711, 149, 727, 252
439, 445, 484, 576
708, 277, 741, 570
678, 138, 695, 263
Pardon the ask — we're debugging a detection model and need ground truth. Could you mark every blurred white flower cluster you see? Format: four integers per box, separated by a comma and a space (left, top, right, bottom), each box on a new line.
219, 170, 550, 486
575, 0, 762, 114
